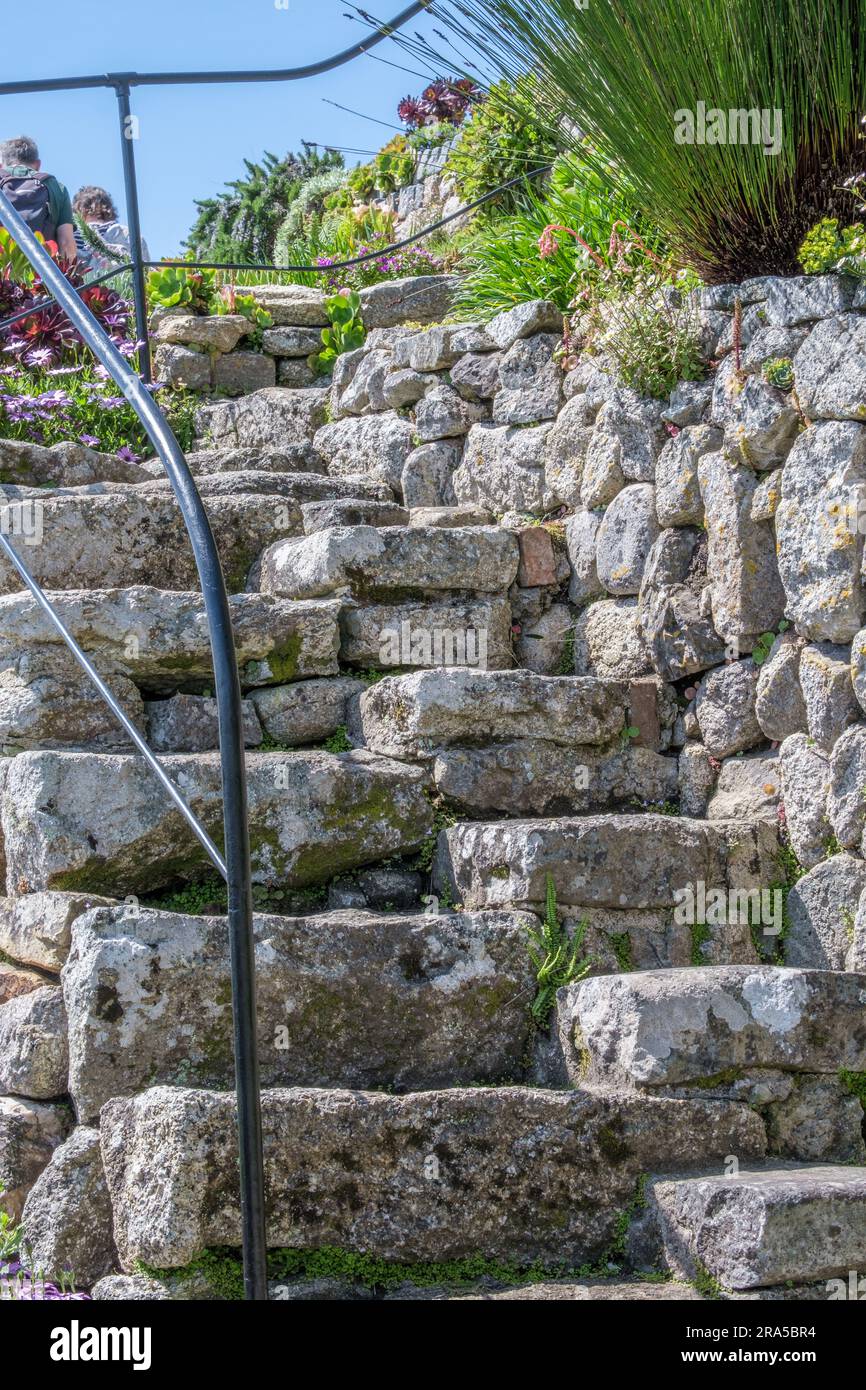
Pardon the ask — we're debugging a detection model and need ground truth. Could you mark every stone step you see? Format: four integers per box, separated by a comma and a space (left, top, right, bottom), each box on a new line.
183, 445, 327, 476
134, 469, 393, 504
0, 583, 341, 686
0, 891, 116, 974
647, 1165, 866, 1291
194, 385, 329, 451
0, 491, 301, 596
99, 1083, 765, 1271
339, 595, 513, 672
359, 669, 629, 756
0, 587, 343, 751
433, 813, 780, 913
0, 586, 340, 690
259, 524, 518, 601
356, 669, 682, 813
62, 904, 538, 1121
0, 437, 151, 488
91, 1272, 707, 1301
1, 749, 431, 896
302, 499, 409, 533
562, 964, 866, 1092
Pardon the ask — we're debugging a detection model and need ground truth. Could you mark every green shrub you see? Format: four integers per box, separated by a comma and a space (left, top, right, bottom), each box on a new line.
437, 0, 866, 282
147, 264, 214, 314
799, 217, 866, 278
444, 76, 561, 213
347, 164, 377, 202
577, 259, 706, 400
272, 168, 349, 267
186, 146, 343, 263
453, 155, 654, 317
313, 290, 365, 374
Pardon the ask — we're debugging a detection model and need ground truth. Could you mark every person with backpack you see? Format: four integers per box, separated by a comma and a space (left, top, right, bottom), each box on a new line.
0, 135, 77, 263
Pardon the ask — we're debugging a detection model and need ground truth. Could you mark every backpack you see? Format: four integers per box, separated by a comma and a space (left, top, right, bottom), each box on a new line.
0, 170, 56, 241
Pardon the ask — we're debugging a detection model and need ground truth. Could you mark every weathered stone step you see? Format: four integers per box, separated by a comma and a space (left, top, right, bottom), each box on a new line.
99, 1083, 765, 1270
194, 385, 329, 450
0, 586, 340, 691
647, 1165, 866, 1290
0, 437, 151, 488
563, 965, 866, 1091
91, 1272, 707, 1301
356, 669, 681, 813
434, 814, 780, 912
0, 891, 116, 973
0, 492, 301, 596
62, 904, 537, 1121
183, 445, 327, 477
359, 669, 629, 755
0, 587, 342, 751
134, 470, 392, 504
339, 595, 512, 672
1, 749, 431, 896
302, 499, 409, 533
259, 524, 518, 600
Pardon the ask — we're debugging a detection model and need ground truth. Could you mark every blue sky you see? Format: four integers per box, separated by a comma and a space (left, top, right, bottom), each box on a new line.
0, 0, 452, 258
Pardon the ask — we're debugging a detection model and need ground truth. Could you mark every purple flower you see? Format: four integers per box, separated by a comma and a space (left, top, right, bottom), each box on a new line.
116, 445, 141, 463
79, 434, 100, 447
23, 346, 55, 368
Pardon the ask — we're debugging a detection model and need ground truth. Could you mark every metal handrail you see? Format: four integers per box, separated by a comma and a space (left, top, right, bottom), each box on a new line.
0, 3, 432, 94
0, 163, 553, 340
0, 0, 443, 1302
0, 187, 266, 1300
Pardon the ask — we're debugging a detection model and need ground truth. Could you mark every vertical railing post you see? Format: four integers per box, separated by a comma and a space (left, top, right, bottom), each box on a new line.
112, 77, 152, 383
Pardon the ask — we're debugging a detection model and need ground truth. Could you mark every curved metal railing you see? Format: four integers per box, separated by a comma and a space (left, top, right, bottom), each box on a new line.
0, 1, 440, 1303
0, 186, 266, 1300
0, 0, 533, 1302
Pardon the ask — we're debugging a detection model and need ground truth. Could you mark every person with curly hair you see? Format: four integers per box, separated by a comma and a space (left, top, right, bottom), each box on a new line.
72, 185, 149, 271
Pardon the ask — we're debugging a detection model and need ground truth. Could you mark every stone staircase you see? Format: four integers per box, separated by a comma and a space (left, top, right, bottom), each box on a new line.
2, 281, 866, 1301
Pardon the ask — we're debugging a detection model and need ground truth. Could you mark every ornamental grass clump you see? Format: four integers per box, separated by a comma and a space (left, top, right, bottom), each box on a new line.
434, 0, 866, 282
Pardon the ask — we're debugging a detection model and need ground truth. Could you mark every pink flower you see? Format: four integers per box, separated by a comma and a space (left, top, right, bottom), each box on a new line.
538, 224, 605, 268
538, 226, 560, 259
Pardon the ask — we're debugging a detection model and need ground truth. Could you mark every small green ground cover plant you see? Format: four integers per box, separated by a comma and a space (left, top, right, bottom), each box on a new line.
527, 874, 592, 1024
